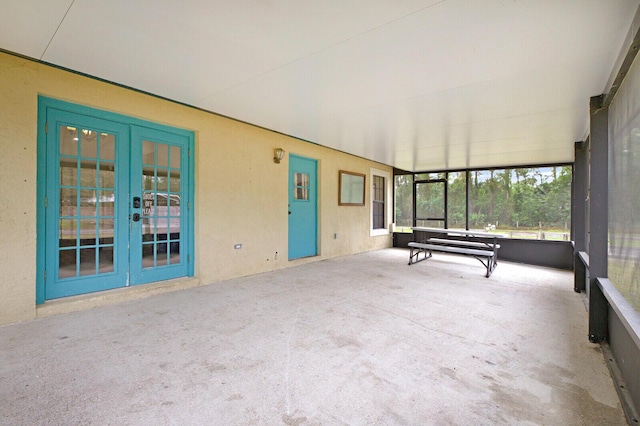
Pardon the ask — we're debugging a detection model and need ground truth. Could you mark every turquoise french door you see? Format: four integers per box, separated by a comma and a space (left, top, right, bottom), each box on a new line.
39, 100, 193, 301
288, 154, 318, 259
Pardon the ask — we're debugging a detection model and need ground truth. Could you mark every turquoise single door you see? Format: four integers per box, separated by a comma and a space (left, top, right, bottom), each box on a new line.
39, 101, 193, 301
288, 154, 318, 259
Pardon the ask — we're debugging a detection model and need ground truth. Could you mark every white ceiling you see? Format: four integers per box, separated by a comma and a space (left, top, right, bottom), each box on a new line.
2, 0, 639, 171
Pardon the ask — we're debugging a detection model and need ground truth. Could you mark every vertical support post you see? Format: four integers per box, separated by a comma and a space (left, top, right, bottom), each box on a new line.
588, 95, 609, 343
573, 140, 588, 292
465, 171, 470, 231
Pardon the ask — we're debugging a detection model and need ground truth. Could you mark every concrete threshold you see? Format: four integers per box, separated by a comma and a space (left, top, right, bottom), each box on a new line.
36, 276, 200, 319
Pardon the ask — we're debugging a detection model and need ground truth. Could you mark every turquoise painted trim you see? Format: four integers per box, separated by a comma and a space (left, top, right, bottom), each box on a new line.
36, 96, 196, 302
36, 100, 48, 304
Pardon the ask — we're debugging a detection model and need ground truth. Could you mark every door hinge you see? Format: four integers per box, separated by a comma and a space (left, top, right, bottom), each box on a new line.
187, 254, 190, 263
44, 270, 47, 281
188, 201, 191, 210
44, 196, 48, 208
188, 148, 191, 158
45, 122, 48, 134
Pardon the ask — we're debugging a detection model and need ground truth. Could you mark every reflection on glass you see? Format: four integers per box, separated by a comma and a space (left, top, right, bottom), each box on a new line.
79, 248, 96, 276
157, 143, 169, 167
295, 188, 308, 200
100, 133, 115, 160
60, 126, 78, 156
295, 173, 308, 187
143, 166, 155, 190
79, 219, 96, 244
100, 164, 115, 188
99, 219, 115, 237
59, 249, 76, 279
170, 145, 180, 168
80, 129, 98, 158
60, 163, 78, 186
99, 246, 114, 274
143, 141, 155, 165
157, 174, 169, 192
59, 219, 77, 243
80, 189, 97, 215
59, 188, 77, 216
80, 160, 97, 188
170, 171, 181, 192
99, 190, 115, 216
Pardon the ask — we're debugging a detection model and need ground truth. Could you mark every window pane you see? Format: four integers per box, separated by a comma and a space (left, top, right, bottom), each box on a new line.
447, 172, 467, 229
416, 181, 444, 219
468, 167, 571, 238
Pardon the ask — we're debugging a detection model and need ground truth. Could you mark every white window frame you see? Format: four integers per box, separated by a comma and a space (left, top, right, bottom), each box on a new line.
370, 168, 392, 236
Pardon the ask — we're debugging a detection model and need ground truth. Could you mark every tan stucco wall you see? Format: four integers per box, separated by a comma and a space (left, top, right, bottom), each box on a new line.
0, 52, 393, 325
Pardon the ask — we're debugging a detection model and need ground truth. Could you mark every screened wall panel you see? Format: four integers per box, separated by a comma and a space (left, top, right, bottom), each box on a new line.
609, 52, 640, 314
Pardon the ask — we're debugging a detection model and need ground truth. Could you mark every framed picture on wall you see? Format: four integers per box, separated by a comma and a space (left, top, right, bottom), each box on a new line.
339, 170, 366, 206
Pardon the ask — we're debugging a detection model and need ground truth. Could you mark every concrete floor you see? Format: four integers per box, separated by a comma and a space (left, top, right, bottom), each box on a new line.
0, 248, 627, 425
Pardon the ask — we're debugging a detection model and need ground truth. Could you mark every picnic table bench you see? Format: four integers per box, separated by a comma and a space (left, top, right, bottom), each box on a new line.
408, 227, 503, 277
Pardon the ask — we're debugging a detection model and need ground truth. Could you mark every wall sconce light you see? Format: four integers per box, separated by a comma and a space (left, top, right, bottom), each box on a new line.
273, 148, 285, 163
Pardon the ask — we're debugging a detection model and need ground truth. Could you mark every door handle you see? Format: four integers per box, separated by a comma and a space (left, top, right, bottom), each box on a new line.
288, 211, 291, 215
132, 213, 141, 222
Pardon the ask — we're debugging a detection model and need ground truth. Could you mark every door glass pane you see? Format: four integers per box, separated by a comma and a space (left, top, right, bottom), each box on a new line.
140, 140, 182, 270
100, 133, 115, 161
59, 249, 76, 279
157, 171, 169, 192
60, 188, 77, 216
80, 160, 97, 188
170, 145, 181, 168
170, 170, 181, 192
80, 190, 97, 216
60, 161, 78, 186
143, 141, 155, 165
294, 172, 309, 200
99, 246, 114, 274
99, 190, 115, 216
60, 126, 78, 156
79, 248, 96, 276
100, 164, 115, 188
59, 219, 77, 244
80, 129, 97, 158
157, 143, 169, 167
